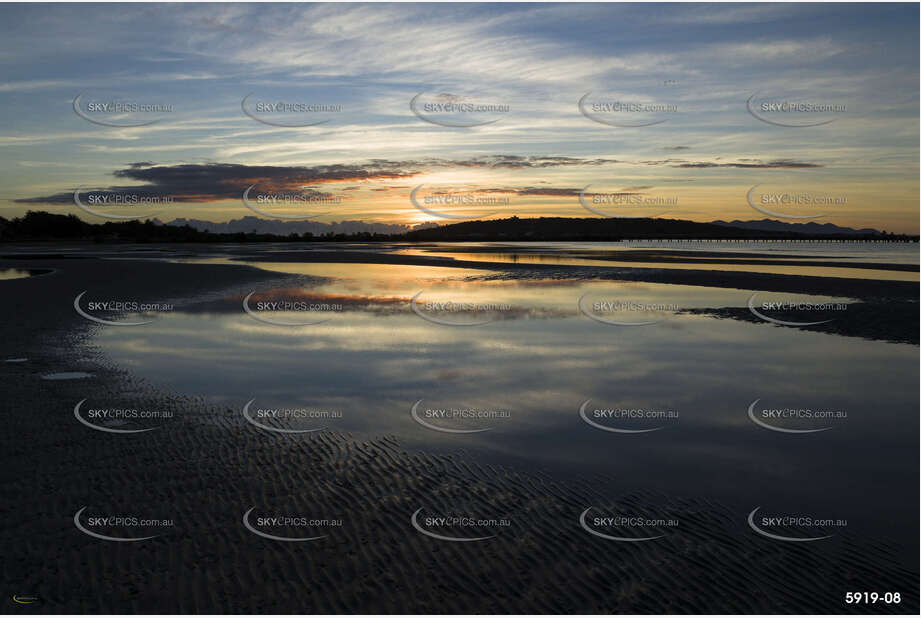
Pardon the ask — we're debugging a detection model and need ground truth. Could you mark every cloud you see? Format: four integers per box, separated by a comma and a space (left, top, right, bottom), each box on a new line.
672, 159, 822, 169
16, 156, 621, 204
450, 186, 587, 197
475, 155, 618, 168
433, 186, 649, 198
514, 187, 588, 197
637, 158, 822, 169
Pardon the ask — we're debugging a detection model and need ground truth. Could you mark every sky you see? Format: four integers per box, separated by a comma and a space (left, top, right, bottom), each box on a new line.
0, 2, 918, 233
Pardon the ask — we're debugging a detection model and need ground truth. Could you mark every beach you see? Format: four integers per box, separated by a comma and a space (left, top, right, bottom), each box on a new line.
1, 243, 918, 613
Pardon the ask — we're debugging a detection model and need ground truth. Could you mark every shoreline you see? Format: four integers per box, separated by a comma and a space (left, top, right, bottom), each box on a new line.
221, 249, 918, 301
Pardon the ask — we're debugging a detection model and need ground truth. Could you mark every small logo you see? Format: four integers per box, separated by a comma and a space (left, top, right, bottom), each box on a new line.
11, 595, 39, 605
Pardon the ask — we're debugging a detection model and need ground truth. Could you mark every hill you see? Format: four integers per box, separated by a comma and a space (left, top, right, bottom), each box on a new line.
711, 219, 887, 236
401, 216, 912, 241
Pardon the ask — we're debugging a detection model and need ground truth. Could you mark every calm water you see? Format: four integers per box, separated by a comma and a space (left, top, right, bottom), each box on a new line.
94, 254, 919, 557
452, 240, 920, 264
395, 241, 920, 281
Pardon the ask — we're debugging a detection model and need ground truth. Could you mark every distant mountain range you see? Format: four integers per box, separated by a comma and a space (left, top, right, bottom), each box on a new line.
161, 215, 892, 239
398, 216, 906, 242
3, 212, 912, 243
160, 216, 437, 236
710, 219, 886, 236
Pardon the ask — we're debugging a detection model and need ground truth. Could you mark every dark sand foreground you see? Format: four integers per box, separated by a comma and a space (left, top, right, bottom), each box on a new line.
1, 251, 918, 613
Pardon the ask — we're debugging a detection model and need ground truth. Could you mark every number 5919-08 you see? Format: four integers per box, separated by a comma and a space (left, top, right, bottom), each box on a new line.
845, 592, 901, 604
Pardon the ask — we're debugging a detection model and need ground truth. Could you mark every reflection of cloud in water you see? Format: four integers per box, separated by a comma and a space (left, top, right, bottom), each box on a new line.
96, 274, 918, 548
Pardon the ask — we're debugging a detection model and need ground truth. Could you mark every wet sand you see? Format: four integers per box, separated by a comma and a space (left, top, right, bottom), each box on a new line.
221, 249, 918, 300
402, 245, 921, 272
0, 252, 917, 613
225, 248, 919, 345
679, 303, 919, 345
